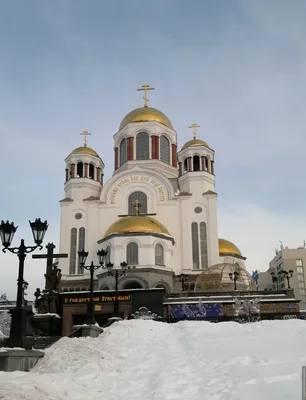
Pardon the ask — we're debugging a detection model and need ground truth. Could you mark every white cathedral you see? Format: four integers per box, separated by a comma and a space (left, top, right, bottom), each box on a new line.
58, 85, 247, 294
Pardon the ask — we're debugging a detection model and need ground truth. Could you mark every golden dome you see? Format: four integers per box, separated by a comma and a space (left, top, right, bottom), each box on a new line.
181, 139, 209, 150
72, 146, 99, 157
104, 215, 170, 238
218, 239, 242, 257
119, 107, 173, 130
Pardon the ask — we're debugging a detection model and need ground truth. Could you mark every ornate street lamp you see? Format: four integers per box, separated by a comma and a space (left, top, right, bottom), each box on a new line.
0, 218, 48, 349
280, 269, 294, 289
271, 271, 279, 290
229, 270, 239, 291
78, 248, 107, 325
104, 261, 131, 318
178, 274, 188, 292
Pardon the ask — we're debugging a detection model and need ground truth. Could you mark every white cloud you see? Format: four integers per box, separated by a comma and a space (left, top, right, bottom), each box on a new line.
218, 198, 306, 273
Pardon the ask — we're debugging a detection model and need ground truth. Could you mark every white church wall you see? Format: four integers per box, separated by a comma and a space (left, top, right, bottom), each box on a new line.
64, 178, 101, 200
59, 200, 89, 275
98, 235, 174, 271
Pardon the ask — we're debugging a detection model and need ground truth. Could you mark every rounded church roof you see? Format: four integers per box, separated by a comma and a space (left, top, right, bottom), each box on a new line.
218, 239, 242, 257
104, 215, 170, 238
181, 138, 209, 150
72, 146, 99, 158
119, 107, 173, 130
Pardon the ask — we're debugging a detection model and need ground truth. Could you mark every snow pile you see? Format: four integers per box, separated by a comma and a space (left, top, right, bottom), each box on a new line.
0, 319, 306, 399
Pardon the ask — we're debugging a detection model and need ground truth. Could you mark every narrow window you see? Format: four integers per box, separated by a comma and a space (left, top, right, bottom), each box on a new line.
128, 191, 147, 215
155, 244, 164, 265
89, 164, 95, 179
77, 227, 85, 274
160, 135, 170, 164
69, 228, 77, 274
200, 222, 208, 269
136, 132, 149, 160
183, 159, 188, 173
105, 246, 111, 264
120, 138, 127, 166
204, 157, 209, 171
193, 155, 200, 171
127, 242, 139, 264
77, 162, 83, 178
191, 222, 200, 269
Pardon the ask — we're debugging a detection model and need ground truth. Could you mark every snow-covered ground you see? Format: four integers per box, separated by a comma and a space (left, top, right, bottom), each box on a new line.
0, 319, 305, 400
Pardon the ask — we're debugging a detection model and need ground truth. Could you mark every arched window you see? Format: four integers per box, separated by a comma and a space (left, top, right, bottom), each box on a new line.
160, 135, 170, 164
105, 246, 111, 264
193, 156, 200, 171
128, 191, 147, 215
69, 228, 77, 274
77, 227, 86, 274
89, 164, 95, 179
155, 244, 164, 265
200, 222, 208, 269
127, 242, 139, 265
123, 281, 143, 289
120, 138, 127, 166
77, 162, 83, 178
191, 222, 200, 269
183, 159, 188, 173
155, 283, 168, 293
136, 132, 149, 160
100, 285, 111, 291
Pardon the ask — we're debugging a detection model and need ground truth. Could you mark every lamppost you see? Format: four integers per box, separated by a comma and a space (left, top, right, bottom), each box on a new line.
22, 281, 29, 306
78, 248, 108, 325
105, 261, 131, 318
271, 272, 279, 290
229, 270, 239, 291
178, 274, 188, 292
280, 270, 294, 289
0, 218, 48, 349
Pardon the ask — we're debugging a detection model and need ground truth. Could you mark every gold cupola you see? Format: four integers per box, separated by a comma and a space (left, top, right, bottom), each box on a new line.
218, 239, 244, 258
181, 123, 209, 150
70, 130, 100, 158
104, 215, 170, 238
119, 84, 173, 130
71, 146, 99, 157
119, 107, 173, 130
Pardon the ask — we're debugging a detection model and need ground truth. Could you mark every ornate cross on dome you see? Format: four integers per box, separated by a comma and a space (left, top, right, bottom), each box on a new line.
133, 199, 142, 216
137, 84, 155, 107
188, 123, 200, 140
80, 129, 91, 147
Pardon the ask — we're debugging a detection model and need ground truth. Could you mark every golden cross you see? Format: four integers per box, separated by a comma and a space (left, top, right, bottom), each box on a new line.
137, 84, 155, 107
188, 123, 200, 140
134, 200, 142, 216
80, 129, 91, 147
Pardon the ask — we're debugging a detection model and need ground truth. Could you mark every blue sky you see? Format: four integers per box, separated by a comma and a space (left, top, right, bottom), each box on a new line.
1, 0, 306, 299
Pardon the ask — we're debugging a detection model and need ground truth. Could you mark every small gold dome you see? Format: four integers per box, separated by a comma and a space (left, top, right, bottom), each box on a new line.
72, 146, 99, 157
181, 139, 209, 150
104, 215, 170, 238
219, 239, 242, 257
119, 107, 173, 130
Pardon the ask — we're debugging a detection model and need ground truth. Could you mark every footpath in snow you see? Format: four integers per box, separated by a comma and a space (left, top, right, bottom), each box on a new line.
0, 319, 306, 400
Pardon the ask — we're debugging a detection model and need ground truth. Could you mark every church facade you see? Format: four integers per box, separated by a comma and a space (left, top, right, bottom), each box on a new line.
58, 86, 246, 294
